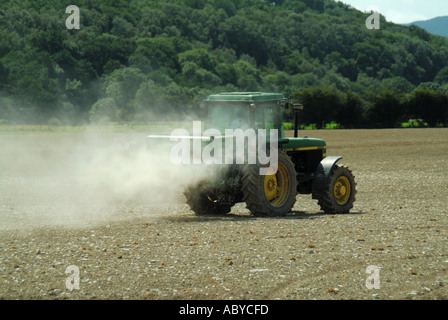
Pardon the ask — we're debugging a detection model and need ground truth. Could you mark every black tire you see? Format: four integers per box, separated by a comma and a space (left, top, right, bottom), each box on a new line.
184, 184, 233, 216
317, 165, 356, 214
241, 151, 297, 217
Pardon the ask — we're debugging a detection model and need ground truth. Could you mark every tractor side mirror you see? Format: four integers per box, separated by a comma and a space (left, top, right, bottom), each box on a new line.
292, 103, 303, 111
292, 104, 303, 138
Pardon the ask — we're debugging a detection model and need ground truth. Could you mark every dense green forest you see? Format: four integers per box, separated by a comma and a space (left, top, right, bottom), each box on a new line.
1, 0, 448, 128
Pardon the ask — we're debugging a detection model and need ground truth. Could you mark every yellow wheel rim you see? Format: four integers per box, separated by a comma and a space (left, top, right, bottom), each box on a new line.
334, 176, 351, 205
264, 163, 290, 207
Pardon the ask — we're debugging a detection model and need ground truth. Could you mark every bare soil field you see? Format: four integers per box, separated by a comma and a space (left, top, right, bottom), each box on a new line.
0, 128, 447, 300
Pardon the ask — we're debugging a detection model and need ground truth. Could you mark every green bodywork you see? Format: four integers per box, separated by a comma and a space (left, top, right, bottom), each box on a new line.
282, 137, 326, 153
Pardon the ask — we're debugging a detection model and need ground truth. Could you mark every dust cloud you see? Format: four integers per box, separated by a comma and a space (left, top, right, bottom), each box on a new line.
0, 130, 210, 230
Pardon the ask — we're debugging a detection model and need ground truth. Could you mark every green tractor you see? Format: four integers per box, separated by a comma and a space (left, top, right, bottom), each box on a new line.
148, 92, 356, 217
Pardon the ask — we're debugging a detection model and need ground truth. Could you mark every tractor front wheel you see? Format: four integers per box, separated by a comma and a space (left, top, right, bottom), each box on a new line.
317, 165, 356, 214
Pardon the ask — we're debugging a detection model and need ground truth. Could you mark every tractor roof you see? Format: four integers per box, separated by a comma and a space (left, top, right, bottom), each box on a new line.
205, 92, 289, 103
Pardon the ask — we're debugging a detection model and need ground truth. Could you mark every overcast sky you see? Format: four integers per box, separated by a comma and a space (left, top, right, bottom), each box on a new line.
335, 0, 448, 24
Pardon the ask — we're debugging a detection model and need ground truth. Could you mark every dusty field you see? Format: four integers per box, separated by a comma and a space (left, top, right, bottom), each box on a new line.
0, 128, 447, 301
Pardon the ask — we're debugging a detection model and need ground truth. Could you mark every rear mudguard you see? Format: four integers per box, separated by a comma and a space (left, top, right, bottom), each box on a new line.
311, 156, 342, 199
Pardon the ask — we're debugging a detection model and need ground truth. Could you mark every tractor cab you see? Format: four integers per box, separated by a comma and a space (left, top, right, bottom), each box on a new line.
204, 92, 287, 138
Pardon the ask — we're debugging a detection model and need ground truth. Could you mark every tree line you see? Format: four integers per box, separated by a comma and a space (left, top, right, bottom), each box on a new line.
292, 84, 448, 128
1, 0, 448, 128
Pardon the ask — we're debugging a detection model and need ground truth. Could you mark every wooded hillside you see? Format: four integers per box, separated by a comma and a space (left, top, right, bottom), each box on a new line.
1, 0, 448, 127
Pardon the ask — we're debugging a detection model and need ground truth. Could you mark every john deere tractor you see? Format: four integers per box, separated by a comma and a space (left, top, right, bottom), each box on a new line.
148, 92, 356, 217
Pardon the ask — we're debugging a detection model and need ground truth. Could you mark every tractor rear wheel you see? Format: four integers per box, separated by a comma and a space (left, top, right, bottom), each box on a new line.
242, 151, 297, 217
317, 165, 356, 214
184, 183, 234, 216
